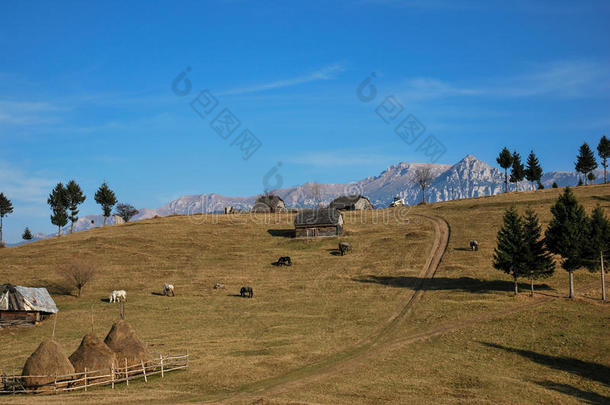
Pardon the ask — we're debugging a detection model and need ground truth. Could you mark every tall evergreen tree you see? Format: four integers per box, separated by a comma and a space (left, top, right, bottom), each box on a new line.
545, 187, 589, 298
496, 147, 513, 193
597, 135, 610, 184
94, 182, 117, 226
493, 207, 527, 295
509, 151, 525, 192
66, 180, 86, 233
22, 227, 33, 240
48, 183, 69, 236
585, 205, 610, 302
575, 142, 597, 185
522, 209, 555, 296
525, 151, 543, 191
0, 192, 14, 243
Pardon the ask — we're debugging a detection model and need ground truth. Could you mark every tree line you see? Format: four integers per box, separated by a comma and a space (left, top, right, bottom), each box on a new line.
497, 135, 609, 191
494, 187, 608, 301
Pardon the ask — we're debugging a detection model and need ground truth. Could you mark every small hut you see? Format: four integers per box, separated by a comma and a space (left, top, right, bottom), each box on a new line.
294, 208, 344, 237
22, 339, 75, 391
329, 195, 373, 211
104, 320, 151, 366
0, 284, 58, 325
69, 334, 117, 378
252, 195, 286, 213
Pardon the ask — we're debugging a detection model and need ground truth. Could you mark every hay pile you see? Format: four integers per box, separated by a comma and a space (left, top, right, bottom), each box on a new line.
104, 320, 150, 366
69, 333, 116, 378
22, 339, 75, 390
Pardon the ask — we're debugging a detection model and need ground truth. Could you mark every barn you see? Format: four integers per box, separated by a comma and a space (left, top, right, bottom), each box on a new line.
294, 208, 344, 237
0, 284, 58, 326
329, 195, 373, 211
252, 195, 286, 213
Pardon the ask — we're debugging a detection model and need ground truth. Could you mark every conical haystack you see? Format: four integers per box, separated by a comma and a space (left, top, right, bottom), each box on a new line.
104, 320, 150, 366
22, 339, 75, 391
69, 333, 117, 379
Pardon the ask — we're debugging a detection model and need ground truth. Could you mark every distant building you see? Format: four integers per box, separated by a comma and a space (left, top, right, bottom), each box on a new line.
329, 195, 373, 211
252, 195, 286, 213
113, 215, 125, 225
294, 208, 344, 237
389, 197, 406, 207
0, 284, 58, 325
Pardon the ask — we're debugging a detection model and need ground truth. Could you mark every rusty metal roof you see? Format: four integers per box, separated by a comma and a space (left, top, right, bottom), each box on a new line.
0, 284, 59, 313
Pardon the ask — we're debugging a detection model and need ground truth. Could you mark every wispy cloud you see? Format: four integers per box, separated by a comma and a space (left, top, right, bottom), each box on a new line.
0, 100, 65, 125
217, 63, 345, 96
0, 160, 56, 205
291, 150, 400, 168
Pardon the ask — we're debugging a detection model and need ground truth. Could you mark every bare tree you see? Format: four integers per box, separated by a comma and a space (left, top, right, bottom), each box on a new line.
414, 167, 434, 204
115, 203, 139, 222
58, 259, 98, 297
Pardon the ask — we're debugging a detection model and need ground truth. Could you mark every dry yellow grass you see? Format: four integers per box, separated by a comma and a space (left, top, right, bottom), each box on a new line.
1, 185, 609, 404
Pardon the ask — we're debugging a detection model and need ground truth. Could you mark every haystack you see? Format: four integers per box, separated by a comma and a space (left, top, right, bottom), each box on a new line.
22, 339, 75, 390
69, 333, 116, 378
104, 320, 150, 366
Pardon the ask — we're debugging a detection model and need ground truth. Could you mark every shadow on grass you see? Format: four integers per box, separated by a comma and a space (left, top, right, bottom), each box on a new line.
480, 342, 610, 387
39, 281, 73, 296
534, 380, 610, 405
454, 247, 475, 251
267, 229, 295, 238
151, 292, 164, 296
326, 248, 342, 256
352, 275, 552, 293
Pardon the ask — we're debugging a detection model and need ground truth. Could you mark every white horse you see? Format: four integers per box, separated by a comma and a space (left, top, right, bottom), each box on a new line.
163, 284, 175, 296
109, 290, 127, 303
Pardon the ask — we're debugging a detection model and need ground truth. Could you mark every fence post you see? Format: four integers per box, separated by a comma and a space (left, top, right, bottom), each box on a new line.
186, 350, 189, 368
84, 367, 87, 391
111, 363, 115, 389
125, 358, 129, 386
54, 374, 57, 394
160, 354, 164, 378
141, 360, 147, 383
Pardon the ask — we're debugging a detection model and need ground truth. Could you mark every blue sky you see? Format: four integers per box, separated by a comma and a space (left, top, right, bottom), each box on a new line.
1, 0, 609, 242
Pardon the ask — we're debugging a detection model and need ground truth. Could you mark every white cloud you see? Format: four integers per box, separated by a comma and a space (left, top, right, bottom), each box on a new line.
291, 150, 401, 168
0, 161, 56, 204
0, 100, 65, 125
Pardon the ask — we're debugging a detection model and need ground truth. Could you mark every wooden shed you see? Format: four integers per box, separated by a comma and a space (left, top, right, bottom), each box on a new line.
329, 195, 373, 211
0, 284, 58, 326
252, 195, 286, 213
294, 208, 344, 237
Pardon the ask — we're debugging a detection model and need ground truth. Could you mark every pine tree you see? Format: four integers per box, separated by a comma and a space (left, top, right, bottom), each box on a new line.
545, 187, 589, 298
509, 151, 525, 192
597, 135, 610, 184
525, 150, 543, 190
575, 142, 597, 185
496, 147, 513, 193
585, 206, 610, 302
493, 207, 527, 295
48, 183, 69, 236
66, 180, 86, 233
0, 192, 14, 243
588, 172, 596, 184
537, 181, 544, 190
22, 227, 33, 240
552, 182, 558, 189
522, 209, 555, 296
94, 182, 117, 226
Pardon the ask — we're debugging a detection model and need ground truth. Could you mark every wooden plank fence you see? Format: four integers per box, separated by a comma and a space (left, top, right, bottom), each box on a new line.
1, 353, 188, 395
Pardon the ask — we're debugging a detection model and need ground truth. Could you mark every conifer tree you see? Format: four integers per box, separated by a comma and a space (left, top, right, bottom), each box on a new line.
575, 142, 597, 185
509, 151, 525, 192
525, 150, 543, 190
588, 172, 596, 184
552, 182, 558, 189
48, 183, 69, 236
545, 187, 589, 298
522, 209, 555, 296
22, 227, 33, 240
585, 205, 610, 301
597, 135, 610, 184
493, 207, 527, 295
66, 180, 86, 233
496, 147, 513, 193
0, 192, 14, 243
94, 182, 117, 226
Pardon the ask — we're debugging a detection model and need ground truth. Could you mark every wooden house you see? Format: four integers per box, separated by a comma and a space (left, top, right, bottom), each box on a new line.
329, 195, 374, 211
0, 284, 58, 325
294, 208, 344, 237
252, 195, 286, 213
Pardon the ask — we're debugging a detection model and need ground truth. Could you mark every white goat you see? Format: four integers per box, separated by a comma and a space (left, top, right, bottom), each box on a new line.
163, 284, 175, 296
109, 290, 127, 303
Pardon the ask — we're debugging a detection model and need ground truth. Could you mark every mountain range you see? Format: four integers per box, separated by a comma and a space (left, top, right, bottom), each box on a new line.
15, 154, 601, 245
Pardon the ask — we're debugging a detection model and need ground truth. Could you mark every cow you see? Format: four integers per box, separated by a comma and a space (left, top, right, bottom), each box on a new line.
109, 290, 127, 303
470, 240, 479, 251
240, 286, 253, 298
213, 283, 226, 289
339, 242, 353, 256
276, 256, 292, 266
163, 284, 175, 296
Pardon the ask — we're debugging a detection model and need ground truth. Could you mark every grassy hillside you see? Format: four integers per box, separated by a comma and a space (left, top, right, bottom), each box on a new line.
1, 185, 609, 404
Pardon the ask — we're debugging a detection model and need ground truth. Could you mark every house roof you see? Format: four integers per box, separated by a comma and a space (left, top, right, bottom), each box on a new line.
0, 284, 59, 313
255, 194, 284, 207
294, 208, 343, 227
329, 195, 372, 210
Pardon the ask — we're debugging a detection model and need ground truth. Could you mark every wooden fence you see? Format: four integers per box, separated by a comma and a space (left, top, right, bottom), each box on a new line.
1, 353, 188, 395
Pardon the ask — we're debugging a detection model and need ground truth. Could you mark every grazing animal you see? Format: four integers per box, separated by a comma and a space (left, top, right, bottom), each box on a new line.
109, 290, 127, 303
240, 286, 253, 298
163, 284, 175, 296
224, 206, 234, 214
276, 256, 292, 266
339, 242, 353, 256
470, 240, 479, 251
213, 283, 225, 289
